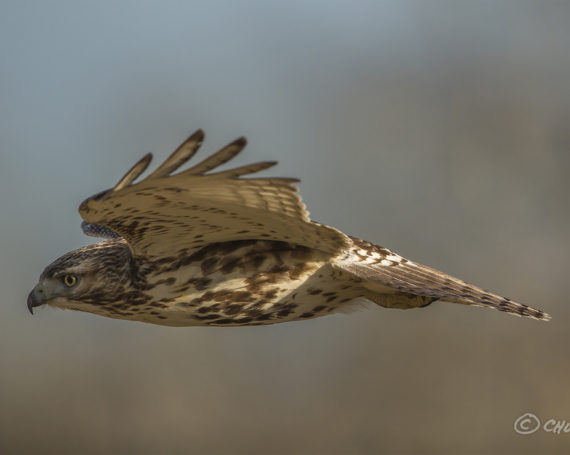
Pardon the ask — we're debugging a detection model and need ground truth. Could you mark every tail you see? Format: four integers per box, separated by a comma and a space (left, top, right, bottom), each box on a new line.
334, 237, 551, 321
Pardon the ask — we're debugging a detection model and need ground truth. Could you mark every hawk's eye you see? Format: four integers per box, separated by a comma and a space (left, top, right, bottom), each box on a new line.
62, 274, 78, 287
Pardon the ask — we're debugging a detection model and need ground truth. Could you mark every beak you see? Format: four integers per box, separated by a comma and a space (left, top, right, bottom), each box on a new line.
27, 284, 47, 315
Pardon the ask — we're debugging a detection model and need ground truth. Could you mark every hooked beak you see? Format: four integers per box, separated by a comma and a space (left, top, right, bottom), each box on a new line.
27, 284, 47, 315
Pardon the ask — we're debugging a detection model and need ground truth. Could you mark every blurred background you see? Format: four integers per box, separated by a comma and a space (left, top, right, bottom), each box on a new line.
1, 1, 569, 453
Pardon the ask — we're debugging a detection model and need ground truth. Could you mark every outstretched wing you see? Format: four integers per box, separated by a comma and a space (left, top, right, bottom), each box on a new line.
335, 238, 551, 321
79, 129, 350, 260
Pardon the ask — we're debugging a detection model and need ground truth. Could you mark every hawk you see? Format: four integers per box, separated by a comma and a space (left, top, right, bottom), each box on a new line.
27, 130, 550, 325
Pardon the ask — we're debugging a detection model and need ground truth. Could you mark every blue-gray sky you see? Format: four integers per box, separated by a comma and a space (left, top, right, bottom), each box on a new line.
1, 1, 569, 453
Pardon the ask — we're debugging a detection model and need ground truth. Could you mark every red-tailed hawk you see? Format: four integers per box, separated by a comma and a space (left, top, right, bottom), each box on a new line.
27, 130, 550, 325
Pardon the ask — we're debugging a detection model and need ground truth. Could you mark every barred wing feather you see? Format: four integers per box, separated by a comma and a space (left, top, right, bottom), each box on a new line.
79, 130, 350, 260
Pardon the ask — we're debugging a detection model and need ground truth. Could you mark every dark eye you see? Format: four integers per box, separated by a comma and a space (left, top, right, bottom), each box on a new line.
63, 274, 78, 287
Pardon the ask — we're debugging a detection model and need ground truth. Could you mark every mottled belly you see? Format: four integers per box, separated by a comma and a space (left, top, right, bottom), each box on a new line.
130, 240, 363, 326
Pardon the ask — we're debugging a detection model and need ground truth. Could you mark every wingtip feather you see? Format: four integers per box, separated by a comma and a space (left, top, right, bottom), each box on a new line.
113, 153, 153, 192
147, 129, 205, 179
182, 135, 248, 175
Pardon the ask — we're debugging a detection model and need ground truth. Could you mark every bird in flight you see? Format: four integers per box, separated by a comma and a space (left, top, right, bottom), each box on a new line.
27, 130, 550, 325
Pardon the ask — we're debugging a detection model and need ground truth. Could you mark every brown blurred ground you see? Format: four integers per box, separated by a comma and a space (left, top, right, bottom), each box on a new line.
1, 1, 569, 454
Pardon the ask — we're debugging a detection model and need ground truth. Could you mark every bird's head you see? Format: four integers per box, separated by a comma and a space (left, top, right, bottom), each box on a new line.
27, 238, 133, 315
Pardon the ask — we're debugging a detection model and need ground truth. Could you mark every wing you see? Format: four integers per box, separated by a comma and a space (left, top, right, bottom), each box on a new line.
335, 238, 551, 321
79, 129, 350, 260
